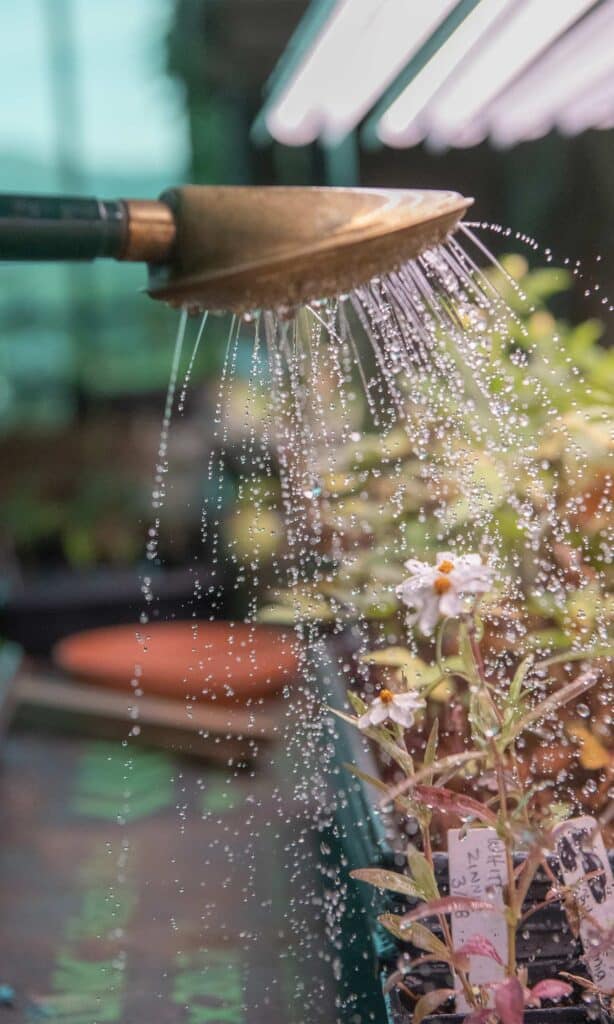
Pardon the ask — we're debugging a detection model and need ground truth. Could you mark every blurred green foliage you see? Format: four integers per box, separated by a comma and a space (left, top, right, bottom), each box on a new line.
265, 257, 613, 644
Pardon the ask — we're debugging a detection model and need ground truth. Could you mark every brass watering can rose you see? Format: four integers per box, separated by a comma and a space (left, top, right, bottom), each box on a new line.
0, 186, 472, 314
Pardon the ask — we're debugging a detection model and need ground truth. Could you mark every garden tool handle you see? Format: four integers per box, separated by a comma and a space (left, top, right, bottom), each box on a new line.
0, 193, 176, 264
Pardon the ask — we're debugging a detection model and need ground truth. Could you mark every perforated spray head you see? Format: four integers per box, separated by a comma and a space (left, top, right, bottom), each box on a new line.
147, 186, 472, 314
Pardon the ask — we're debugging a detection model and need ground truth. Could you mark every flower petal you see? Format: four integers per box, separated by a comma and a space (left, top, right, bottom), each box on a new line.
389, 704, 416, 729
358, 712, 373, 730
396, 692, 424, 710
436, 551, 455, 564
459, 554, 482, 567
404, 558, 430, 574
370, 701, 390, 725
439, 591, 463, 617
418, 597, 441, 635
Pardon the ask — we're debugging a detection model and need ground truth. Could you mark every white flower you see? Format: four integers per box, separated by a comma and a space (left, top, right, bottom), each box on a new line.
358, 688, 424, 731
395, 551, 493, 635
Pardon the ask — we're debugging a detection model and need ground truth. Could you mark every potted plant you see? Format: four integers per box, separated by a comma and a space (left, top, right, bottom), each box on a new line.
329, 549, 613, 1024
258, 256, 613, 1018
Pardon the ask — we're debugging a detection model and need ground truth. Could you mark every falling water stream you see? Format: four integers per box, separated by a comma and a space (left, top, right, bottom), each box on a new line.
116, 225, 611, 1023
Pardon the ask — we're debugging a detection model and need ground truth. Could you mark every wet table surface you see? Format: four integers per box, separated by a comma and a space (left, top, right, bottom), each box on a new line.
0, 726, 339, 1024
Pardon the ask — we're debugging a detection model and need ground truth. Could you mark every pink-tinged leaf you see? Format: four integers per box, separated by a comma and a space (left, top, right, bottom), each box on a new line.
412, 785, 498, 825
413, 988, 456, 1024
529, 979, 573, 1004
401, 896, 496, 927
455, 935, 504, 965
494, 977, 525, 1024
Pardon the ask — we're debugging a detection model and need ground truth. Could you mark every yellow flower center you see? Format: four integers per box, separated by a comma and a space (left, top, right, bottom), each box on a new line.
434, 575, 452, 595
438, 559, 454, 574
379, 688, 395, 704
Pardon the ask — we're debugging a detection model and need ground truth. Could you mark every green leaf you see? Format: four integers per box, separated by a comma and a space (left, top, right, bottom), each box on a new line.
343, 763, 388, 793
364, 597, 401, 620
508, 654, 533, 708
402, 923, 451, 958
521, 629, 570, 653
567, 319, 604, 366
402, 663, 445, 690
469, 684, 503, 744
413, 988, 456, 1024
327, 707, 360, 734
422, 656, 472, 699
378, 916, 451, 959
384, 749, 489, 798
535, 644, 614, 670
524, 267, 572, 303
407, 847, 440, 901
344, 764, 423, 819
360, 647, 426, 669
351, 868, 424, 901
360, 648, 441, 691
440, 655, 473, 679
258, 602, 333, 625
346, 689, 367, 717
378, 913, 409, 942
509, 668, 602, 741
458, 621, 480, 685
423, 719, 439, 784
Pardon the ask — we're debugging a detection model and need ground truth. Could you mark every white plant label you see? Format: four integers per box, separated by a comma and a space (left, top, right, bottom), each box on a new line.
448, 827, 508, 1010
554, 816, 614, 992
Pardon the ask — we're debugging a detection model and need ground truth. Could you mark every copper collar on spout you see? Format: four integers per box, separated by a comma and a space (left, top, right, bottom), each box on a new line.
121, 199, 177, 264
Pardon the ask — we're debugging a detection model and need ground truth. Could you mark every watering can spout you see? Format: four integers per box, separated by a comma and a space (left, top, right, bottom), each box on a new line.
0, 186, 472, 313
0, 193, 176, 264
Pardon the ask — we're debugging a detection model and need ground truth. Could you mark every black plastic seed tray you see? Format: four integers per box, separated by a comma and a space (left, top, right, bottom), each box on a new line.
381, 954, 591, 998
317, 647, 614, 1023
384, 981, 611, 1024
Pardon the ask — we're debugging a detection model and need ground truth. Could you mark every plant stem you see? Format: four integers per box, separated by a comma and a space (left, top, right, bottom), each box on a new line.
467, 618, 486, 680
465, 615, 518, 976
493, 744, 518, 976
466, 618, 504, 729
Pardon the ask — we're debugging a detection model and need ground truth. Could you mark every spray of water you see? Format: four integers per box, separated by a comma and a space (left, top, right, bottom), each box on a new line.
123, 227, 611, 1022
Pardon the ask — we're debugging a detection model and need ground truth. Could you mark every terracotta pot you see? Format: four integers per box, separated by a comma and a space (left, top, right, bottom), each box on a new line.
54, 621, 298, 703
